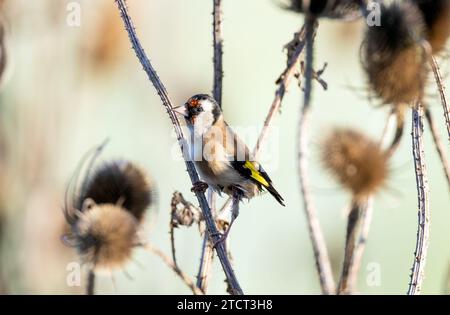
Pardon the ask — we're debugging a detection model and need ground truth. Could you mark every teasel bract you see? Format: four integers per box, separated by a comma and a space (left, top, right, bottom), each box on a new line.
281, 0, 362, 19
412, 0, 450, 55
361, 0, 428, 157
63, 147, 153, 284
362, 0, 427, 106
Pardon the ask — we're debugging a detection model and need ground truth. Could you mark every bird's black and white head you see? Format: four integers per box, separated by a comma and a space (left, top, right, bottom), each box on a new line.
173, 94, 222, 135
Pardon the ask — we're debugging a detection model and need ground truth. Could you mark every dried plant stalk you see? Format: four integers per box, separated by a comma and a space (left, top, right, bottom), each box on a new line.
196, 0, 224, 292
196, 188, 216, 293
254, 25, 308, 160
429, 56, 450, 140
143, 244, 204, 295
297, 17, 336, 295
425, 108, 450, 189
407, 104, 430, 295
338, 197, 374, 294
212, 0, 223, 107
196, 234, 215, 292
86, 269, 95, 295
115, 0, 242, 295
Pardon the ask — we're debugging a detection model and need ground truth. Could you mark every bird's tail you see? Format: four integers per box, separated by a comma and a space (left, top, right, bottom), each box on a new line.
265, 184, 285, 206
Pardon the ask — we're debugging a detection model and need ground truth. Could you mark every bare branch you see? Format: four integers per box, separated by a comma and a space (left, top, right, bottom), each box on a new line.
143, 244, 204, 295
297, 17, 336, 295
86, 269, 95, 295
337, 197, 374, 294
115, 0, 243, 295
386, 107, 405, 158
196, 188, 216, 293
429, 56, 450, 141
197, 0, 225, 291
425, 108, 450, 190
407, 104, 430, 295
196, 233, 215, 293
254, 25, 308, 160
213, 0, 223, 106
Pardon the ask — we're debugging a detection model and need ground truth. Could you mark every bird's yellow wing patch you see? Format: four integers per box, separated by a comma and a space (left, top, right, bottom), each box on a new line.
243, 161, 269, 187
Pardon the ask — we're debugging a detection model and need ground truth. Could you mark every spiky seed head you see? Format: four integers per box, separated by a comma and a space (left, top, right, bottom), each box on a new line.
362, 0, 427, 105
78, 160, 153, 222
413, 0, 450, 54
73, 201, 139, 272
321, 128, 389, 199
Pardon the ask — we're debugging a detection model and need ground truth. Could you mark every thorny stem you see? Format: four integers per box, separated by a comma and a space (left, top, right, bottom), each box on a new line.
169, 222, 178, 269
407, 104, 430, 295
425, 108, 450, 190
143, 244, 204, 295
196, 233, 215, 292
297, 17, 336, 295
86, 269, 95, 295
115, 0, 243, 295
213, 0, 223, 107
429, 56, 450, 141
196, 189, 216, 293
339, 109, 403, 295
338, 197, 374, 294
254, 26, 308, 160
196, 0, 224, 293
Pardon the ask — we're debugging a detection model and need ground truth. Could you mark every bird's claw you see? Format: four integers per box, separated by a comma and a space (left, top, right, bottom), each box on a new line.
191, 181, 209, 193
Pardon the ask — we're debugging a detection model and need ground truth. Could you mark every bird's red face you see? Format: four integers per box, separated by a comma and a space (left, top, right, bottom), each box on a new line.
172, 95, 217, 126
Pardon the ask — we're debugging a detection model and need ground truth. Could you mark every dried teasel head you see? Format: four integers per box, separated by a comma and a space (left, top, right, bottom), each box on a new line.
320, 128, 389, 199
170, 191, 202, 228
362, 0, 427, 105
412, 0, 450, 54
71, 200, 140, 272
63, 152, 154, 272
280, 0, 361, 19
76, 160, 154, 222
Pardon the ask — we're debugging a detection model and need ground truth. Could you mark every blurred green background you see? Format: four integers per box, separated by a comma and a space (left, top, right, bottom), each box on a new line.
0, 0, 448, 294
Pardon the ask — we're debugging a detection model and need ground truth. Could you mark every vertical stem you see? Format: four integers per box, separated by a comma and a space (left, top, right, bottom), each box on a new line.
213, 0, 223, 107
86, 269, 95, 295
196, 234, 215, 292
429, 56, 450, 141
297, 16, 336, 295
425, 108, 450, 189
196, 188, 216, 293
254, 26, 308, 160
338, 197, 374, 294
407, 104, 430, 295
195, 0, 224, 293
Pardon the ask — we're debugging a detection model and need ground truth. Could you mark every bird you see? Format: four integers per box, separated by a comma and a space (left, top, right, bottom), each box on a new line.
172, 94, 285, 242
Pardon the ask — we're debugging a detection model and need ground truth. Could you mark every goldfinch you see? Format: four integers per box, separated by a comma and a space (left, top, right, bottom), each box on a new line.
172, 94, 284, 240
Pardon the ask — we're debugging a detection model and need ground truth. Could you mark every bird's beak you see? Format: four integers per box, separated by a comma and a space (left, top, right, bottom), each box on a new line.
171, 105, 188, 117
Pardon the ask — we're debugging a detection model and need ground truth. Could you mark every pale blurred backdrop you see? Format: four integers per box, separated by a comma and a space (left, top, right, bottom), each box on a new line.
0, 0, 449, 294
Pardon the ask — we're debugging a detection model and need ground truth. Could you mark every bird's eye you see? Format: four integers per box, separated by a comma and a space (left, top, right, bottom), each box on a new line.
197, 107, 204, 113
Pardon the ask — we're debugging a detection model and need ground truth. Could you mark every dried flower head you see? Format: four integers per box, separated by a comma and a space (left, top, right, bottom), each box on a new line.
321, 128, 389, 199
170, 191, 202, 228
63, 152, 154, 271
413, 0, 450, 54
72, 200, 140, 272
77, 160, 153, 222
281, 0, 361, 19
362, 0, 427, 105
